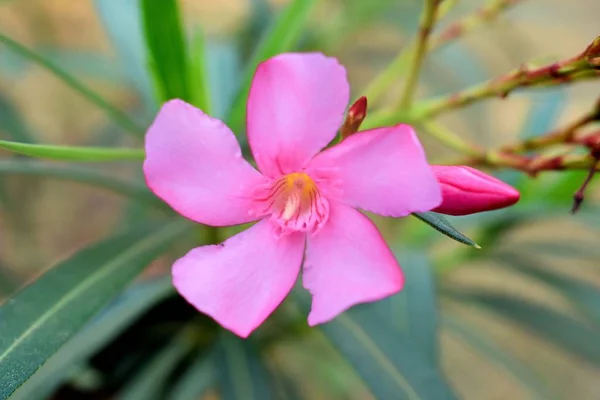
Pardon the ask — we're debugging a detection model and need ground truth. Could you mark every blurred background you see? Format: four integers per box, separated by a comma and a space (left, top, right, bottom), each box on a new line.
1, 0, 600, 399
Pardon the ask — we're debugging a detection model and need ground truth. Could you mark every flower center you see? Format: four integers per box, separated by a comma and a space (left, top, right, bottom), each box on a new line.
252, 172, 329, 234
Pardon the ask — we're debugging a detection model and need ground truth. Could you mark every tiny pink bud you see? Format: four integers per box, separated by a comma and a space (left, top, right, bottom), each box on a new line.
431, 165, 520, 216
340, 96, 368, 140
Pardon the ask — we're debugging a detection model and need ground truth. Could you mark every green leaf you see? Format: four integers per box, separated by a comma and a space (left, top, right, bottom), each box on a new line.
226, 0, 317, 133
188, 28, 212, 113
216, 333, 277, 400
412, 212, 480, 248
0, 140, 144, 162
12, 278, 175, 400
94, 0, 156, 108
0, 160, 165, 209
443, 314, 556, 400
496, 251, 600, 326
448, 291, 600, 366
119, 328, 194, 400
0, 33, 143, 137
140, 0, 192, 103
294, 292, 457, 400
170, 351, 216, 400
0, 220, 191, 398
377, 252, 439, 363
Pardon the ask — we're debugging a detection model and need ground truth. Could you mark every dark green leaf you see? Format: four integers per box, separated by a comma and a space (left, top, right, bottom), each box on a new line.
412, 212, 480, 248
0, 33, 143, 137
0, 160, 165, 209
226, 0, 317, 133
12, 278, 175, 400
294, 292, 457, 400
140, 0, 192, 103
447, 290, 600, 366
216, 333, 277, 400
170, 351, 216, 400
377, 252, 439, 363
119, 328, 194, 400
188, 28, 212, 113
443, 314, 556, 400
0, 140, 143, 162
0, 221, 191, 398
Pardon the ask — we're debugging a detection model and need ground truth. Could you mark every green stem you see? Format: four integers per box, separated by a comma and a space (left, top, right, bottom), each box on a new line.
419, 121, 483, 157
397, 0, 440, 110
0, 140, 144, 162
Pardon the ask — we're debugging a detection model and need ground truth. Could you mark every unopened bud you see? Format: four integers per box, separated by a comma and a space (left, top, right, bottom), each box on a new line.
340, 96, 367, 140
431, 165, 520, 216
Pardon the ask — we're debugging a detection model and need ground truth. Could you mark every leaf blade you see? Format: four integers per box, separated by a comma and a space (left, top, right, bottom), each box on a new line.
217, 333, 277, 400
0, 221, 191, 398
412, 212, 480, 248
294, 292, 456, 400
0, 160, 164, 209
140, 0, 192, 103
0, 33, 143, 137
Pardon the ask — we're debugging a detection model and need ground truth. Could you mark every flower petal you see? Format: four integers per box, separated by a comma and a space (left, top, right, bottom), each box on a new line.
247, 53, 349, 177
172, 219, 305, 338
303, 202, 403, 326
306, 124, 442, 217
144, 99, 266, 226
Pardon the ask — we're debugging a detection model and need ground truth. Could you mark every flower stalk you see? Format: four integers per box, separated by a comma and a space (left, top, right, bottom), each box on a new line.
397, 0, 442, 110
416, 36, 600, 119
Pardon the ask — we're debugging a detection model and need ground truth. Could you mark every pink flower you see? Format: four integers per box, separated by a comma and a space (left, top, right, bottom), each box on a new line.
143, 53, 441, 338
431, 165, 520, 216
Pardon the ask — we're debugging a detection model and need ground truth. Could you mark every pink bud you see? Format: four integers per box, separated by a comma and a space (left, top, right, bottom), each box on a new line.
431, 165, 520, 216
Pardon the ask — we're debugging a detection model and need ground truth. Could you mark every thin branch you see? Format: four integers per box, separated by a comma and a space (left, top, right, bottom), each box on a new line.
397, 0, 442, 109
416, 36, 600, 118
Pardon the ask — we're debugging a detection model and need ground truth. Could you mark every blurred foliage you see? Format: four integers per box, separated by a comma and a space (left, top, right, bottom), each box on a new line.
0, 0, 599, 399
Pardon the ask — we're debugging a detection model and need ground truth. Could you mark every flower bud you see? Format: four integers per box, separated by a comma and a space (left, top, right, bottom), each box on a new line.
340, 96, 367, 140
431, 165, 520, 216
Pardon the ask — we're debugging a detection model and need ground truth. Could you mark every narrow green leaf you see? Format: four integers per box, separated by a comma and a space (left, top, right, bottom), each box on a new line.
0, 221, 191, 398
0, 160, 164, 209
497, 251, 600, 326
294, 292, 457, 400
140, 0, 191, 103
226, 0, 317, 133
94, 0, 156, 107
0, 140, 144, 162
217, 333, 277, 400
12, 278, 175, 400
379, 252, 439, 363
188, 28, 212, 113
412, 212, 480, 248
170, 351, 216, 400
448, 290, 600, 366
443, 314, 555, 400
0, 33, 143, 137
119, 328, 194, 400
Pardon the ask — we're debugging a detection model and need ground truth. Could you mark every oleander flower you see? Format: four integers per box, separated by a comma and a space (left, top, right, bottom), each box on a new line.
144, 53, 442, 338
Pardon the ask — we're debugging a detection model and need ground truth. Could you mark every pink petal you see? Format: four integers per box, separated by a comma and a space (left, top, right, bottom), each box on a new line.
172, 219, 305, 338
432, 165, 520, 215
303, 202, 403, 326
144, 99, 266, 226
306, 124, 442, 217
247, 53, 349, 177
